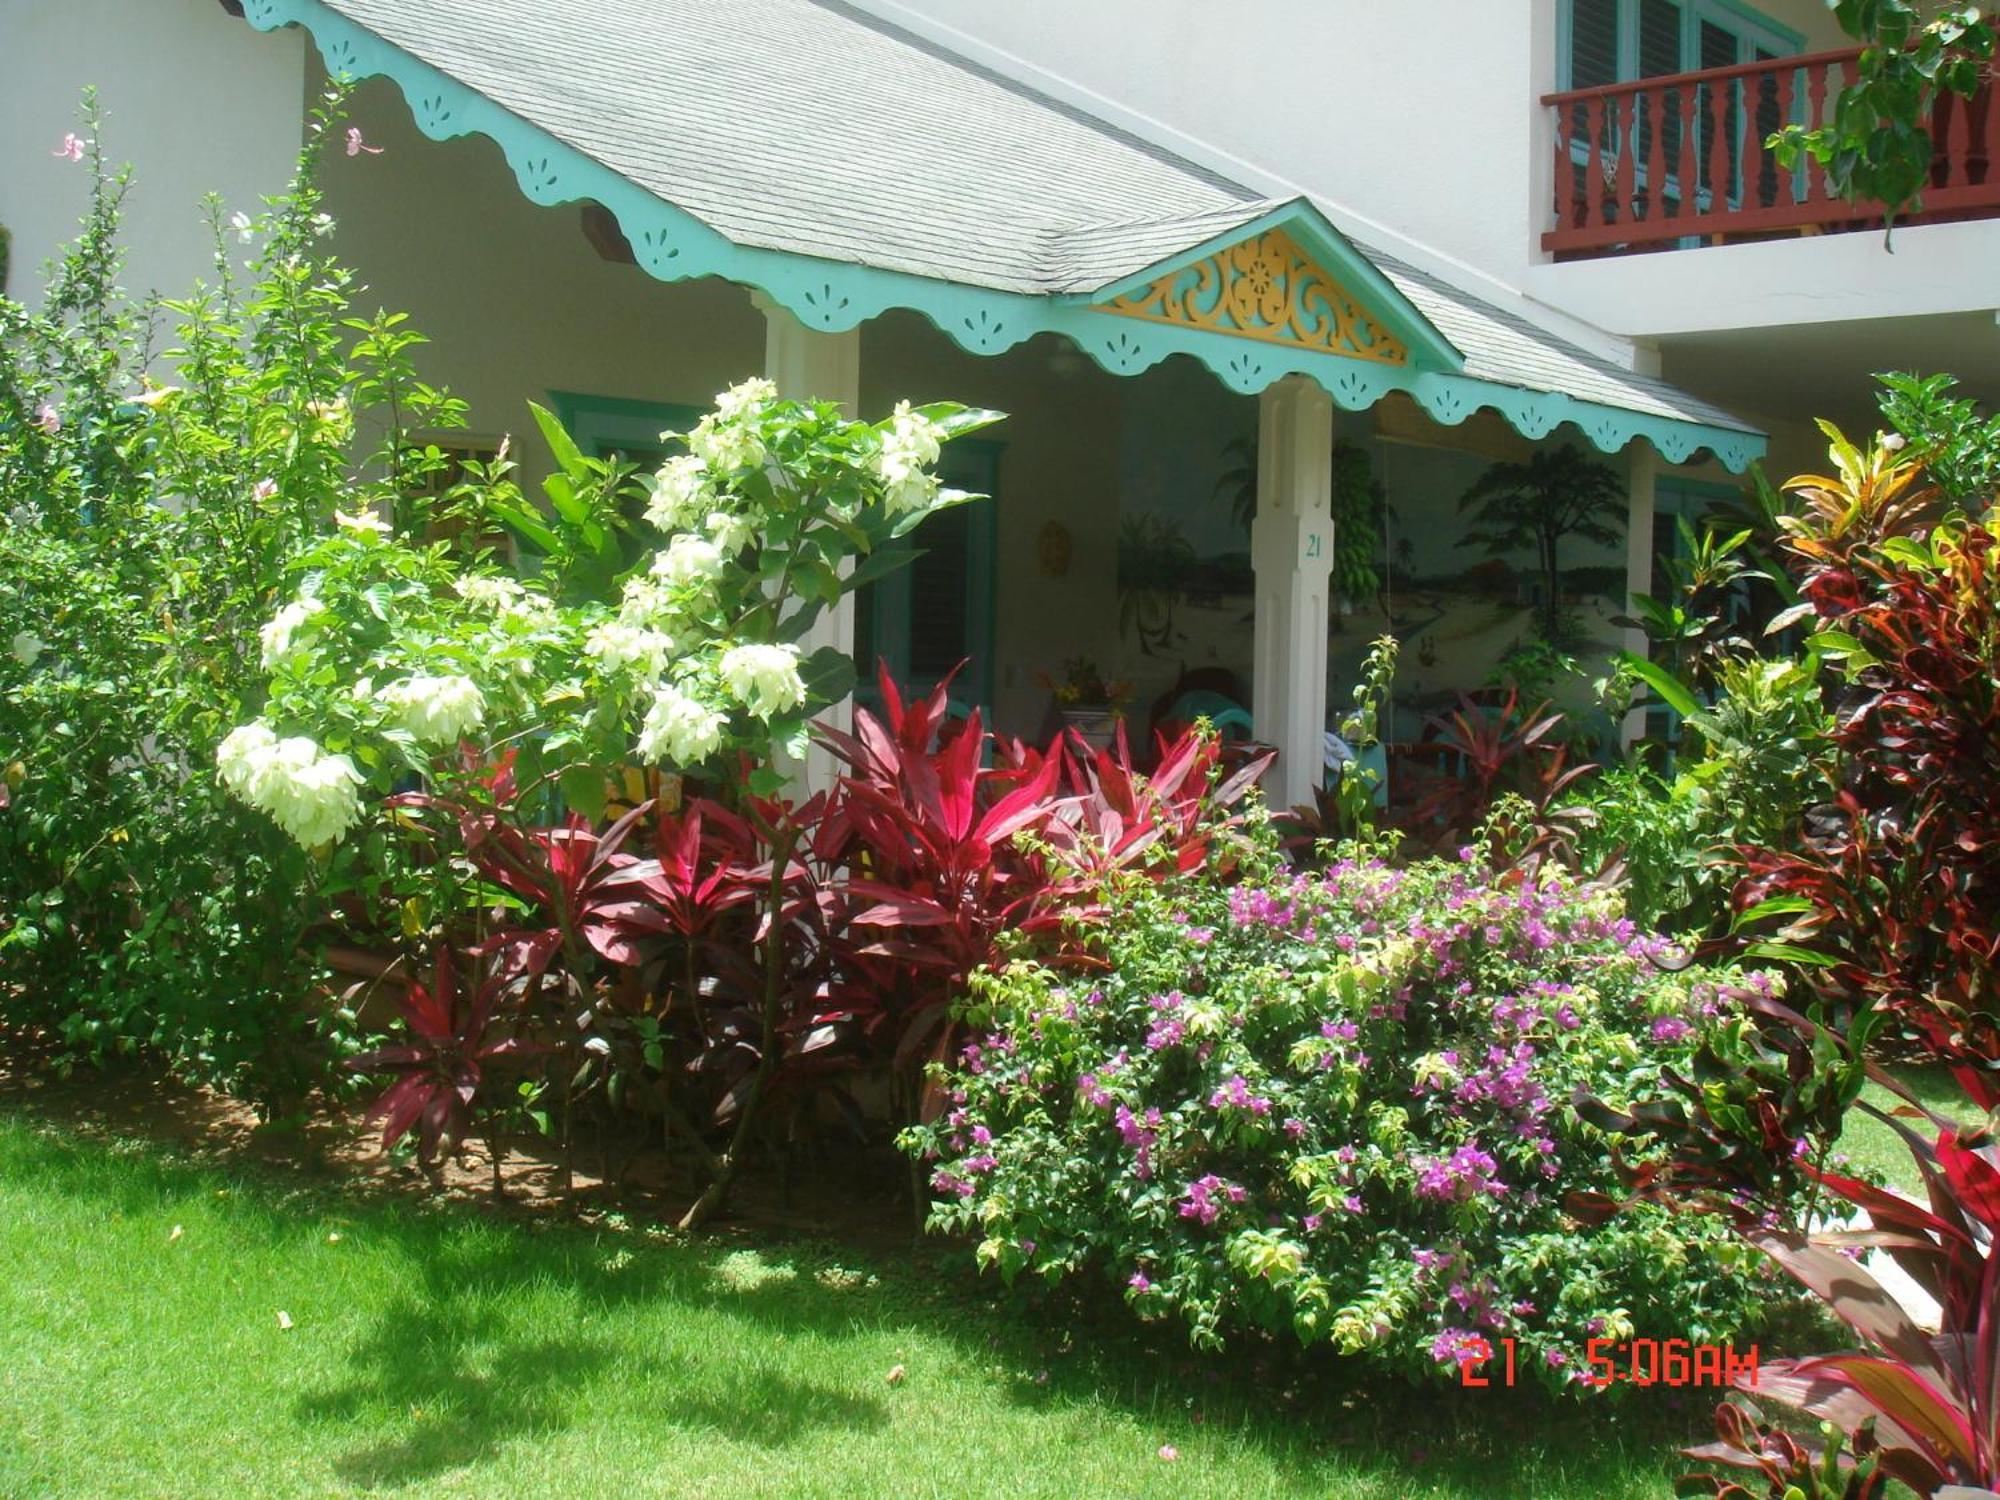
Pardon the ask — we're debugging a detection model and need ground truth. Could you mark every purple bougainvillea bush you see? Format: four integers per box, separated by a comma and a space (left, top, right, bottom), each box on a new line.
902, 833, 1791, 1392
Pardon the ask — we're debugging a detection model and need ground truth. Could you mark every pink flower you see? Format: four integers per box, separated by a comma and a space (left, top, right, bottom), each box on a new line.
251, 478, 278, 502
31, 402, 60, 435
53, 134, 85, 162
1156, 1445, 1178, 1462
1128, 1271, 1151, 1292
345, 127, 383, 157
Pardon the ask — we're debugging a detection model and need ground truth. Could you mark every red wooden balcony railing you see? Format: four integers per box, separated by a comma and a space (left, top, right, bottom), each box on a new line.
1543, 48, 2000, 256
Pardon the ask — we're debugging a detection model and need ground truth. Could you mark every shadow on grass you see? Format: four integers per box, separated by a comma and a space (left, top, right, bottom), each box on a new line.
0, 1112, 1713, 1497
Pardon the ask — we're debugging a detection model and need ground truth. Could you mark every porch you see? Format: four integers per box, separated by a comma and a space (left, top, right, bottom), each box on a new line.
263, 0, 1766, 809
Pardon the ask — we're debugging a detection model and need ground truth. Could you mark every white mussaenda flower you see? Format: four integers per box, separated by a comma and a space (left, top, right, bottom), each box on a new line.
687, 414, 765, 474
876, 400, 946, 514
378, 673, 487, 745
718, 642, 806, 719
214, 722, 365, 848
333, 507, 390, 536
617, 574, 676, 629
704, 507, 754, 556
10, 631, 46, 668
215, 721, 279, 798
646, 453, 711, 533
636, 681, 726, 766
585, 620, 675, 679
258, 597, 322, 669
453, 573, 556, 625
655, 533, 725, 588
713, 377, 777, 422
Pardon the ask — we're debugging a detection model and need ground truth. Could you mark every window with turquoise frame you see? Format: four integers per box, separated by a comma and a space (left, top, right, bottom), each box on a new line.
548, 390, 699, 468
1559, 0, 1806, 219
548, 390, 700, 571
854, 439, 1000, 717
1560, 0, 1803, 90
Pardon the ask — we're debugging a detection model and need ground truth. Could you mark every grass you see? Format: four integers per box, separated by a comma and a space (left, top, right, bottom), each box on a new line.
1834, 1064, 1985, 1194
0, 1110, 1721, 1499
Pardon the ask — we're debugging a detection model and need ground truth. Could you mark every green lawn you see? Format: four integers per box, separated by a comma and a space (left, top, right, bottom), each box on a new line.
1834, 1064, 1985, 1194
0, 1112, 1714, 1499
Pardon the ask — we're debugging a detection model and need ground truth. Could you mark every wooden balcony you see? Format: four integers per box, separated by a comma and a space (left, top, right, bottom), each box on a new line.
1543, 48, 2000, 257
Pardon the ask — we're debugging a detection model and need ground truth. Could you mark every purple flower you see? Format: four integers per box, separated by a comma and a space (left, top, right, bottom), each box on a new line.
1429, 1327, 1490, 1366
1649, 1015, 1693, 1043
1129, 1271, 1151, 1292
1414, 1143, 1505, 1202
1178, 1175, 1226, 1226
1208, 1074, 1270, 1115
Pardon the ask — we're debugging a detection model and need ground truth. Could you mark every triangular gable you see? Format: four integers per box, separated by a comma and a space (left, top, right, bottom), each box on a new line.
1085, 202, 1463, 373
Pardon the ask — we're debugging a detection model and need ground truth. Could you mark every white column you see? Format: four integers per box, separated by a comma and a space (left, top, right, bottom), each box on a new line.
1250, 376, 1336, 810
1622, 441, 1659, 749
755, 294, 861, 793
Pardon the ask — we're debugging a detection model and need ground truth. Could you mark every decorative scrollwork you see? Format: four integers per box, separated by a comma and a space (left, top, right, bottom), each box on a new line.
1101, 229, 1407, 366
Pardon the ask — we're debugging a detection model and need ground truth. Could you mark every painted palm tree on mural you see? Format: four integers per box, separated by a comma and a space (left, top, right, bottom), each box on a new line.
1457, 444, 1623, 642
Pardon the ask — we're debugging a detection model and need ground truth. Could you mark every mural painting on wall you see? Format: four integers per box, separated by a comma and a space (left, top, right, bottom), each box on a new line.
1115, 383, 1632, 746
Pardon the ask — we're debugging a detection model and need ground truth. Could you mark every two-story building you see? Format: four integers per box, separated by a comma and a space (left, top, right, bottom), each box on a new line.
3, 0, 1989, 802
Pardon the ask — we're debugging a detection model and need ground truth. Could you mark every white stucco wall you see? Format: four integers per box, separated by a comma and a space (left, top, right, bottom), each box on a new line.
0, 0, 304, 308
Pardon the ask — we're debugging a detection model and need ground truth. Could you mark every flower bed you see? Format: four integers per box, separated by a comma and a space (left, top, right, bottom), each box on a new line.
906, 840, 1786, 1390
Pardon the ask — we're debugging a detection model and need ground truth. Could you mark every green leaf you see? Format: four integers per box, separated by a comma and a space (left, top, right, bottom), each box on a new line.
1613, 651, 1699, 718
559, 765, 607, 822
1732, 896, 1816, 930
529, 401, 589, 479
1742, 941, 1839, 966
799, 645, 857, 708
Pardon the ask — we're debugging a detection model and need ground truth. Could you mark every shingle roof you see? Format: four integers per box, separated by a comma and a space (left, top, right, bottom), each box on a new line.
310, 0, 1759, 440
1369, 248, 1758, 434
319, 0, 1265, 295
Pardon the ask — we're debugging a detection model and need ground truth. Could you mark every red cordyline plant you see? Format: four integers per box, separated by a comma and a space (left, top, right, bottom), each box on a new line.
816, 663, 1270, 1098
1406, 689, 1592, 848
349, 944, 544, 1166
1732, 427, 2000, 1091
1679, 1064, 2000, 1499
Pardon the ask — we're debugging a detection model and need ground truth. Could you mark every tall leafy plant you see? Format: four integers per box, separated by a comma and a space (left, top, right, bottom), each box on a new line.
1733, 424, 1999, 1083
0, 92, 465, 1104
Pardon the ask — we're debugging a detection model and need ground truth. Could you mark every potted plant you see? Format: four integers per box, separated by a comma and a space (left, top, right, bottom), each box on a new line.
1042, 655, 1132, 746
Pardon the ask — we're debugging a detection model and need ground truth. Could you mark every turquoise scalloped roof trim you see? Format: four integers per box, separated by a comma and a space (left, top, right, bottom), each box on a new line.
239, 0, 1765, 473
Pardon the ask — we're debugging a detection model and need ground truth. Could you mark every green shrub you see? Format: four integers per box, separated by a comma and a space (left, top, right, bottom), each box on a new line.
903, 830, 1786, 1391
0, 96, 464, 1104
1579, 654, 1830, 933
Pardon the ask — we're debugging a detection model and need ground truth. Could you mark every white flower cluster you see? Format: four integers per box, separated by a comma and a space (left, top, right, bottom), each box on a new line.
877, 400, 946, 514
719, 642, 806, 719
215, 722, 364, 847
646, 453, 711, 533
687, 377, 775, 474
378, 673, 487, 746
453, 572, 556, 626
258, 596, 322, 669
655, 534, 725, 589
585, 620, 675, 678
636, 681, 726, 765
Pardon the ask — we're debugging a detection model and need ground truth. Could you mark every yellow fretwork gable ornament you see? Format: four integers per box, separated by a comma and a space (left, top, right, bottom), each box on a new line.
1103, 228, 1408, 366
